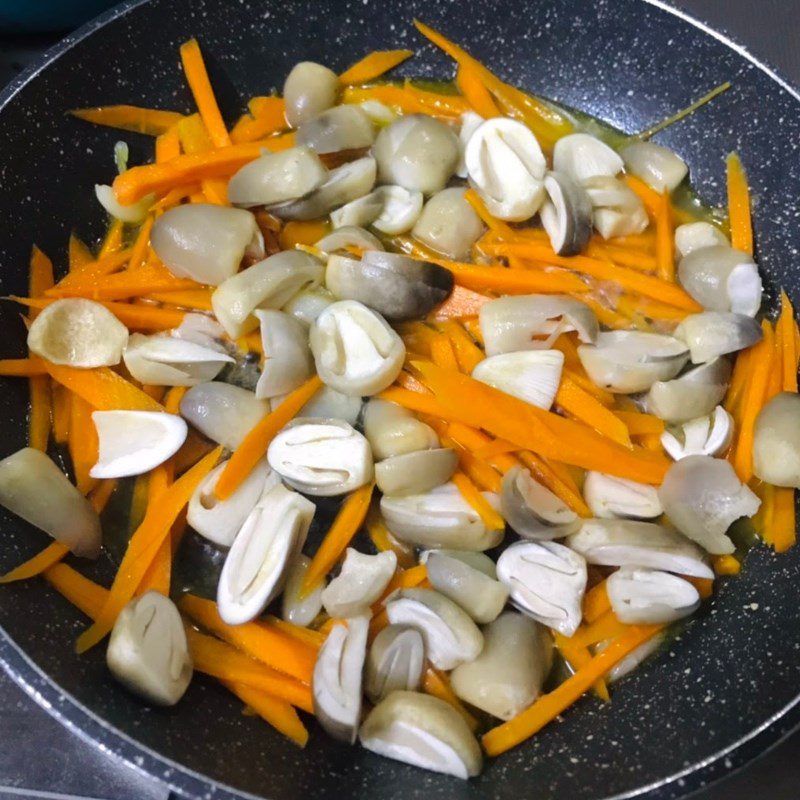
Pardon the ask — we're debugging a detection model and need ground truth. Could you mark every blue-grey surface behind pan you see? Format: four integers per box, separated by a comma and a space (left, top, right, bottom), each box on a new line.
0, 1, 798, 799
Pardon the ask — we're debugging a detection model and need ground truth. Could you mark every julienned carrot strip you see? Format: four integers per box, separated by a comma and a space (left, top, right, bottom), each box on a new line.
456, 64, 501, 118
339, 50, 414, 84
178, 112, 214, 154
70, 105, 184, 136
340, 84, 467, 118
155, 125, 181, 163
46, 262, 197, 301
180, 39, 231, 148
128, 215, 155, 271
69, 395, 99, 495
482, 624, 663, 756
185, 627, 313, 712
614, 410, 665, 436
463, 189, 514, 239
778, 290, 798, 392
75, 446, 222, 653
429, 334, 460, 371
436, 320, 485, 373
586, 242, 657, 272
555, 376, 632, 447
624, 175, 695, 226
616, 293, 690, 323
437, 426, 502, 492
562, 367, 614, 406
769, 487, 796, 553
422, 667, 479, 732
278, 220, 331, 251
472, 438, 519, 460
215, 375, 322, 500
655, 189, 675, 281
146, 288, 214, 310
713, 554, 741, 576
733, 321, 774, 482
44, 563, 108, 619
726, 152, 753, 255
28, 246, 54, 451
265, 616, 326, 650
414, 362, 670, 485
451, 470, 505, 530
179, 594, 317, 684
366, 508, 416, 569
230, 97, 286, 144
43, 363, 165, 412
573, 609, 628, 648
88, 479, 117, 514
68, 235, 94, 272
724, 345, 753, 417
574, 293, 631, 330
552, 631, 610, 702
99, 220, 125, 258
300, 481, 375, 597
432, 285, 491, 319
0, 542, 70, 584
51, 384, 70, 443
583, 580, 611, 623
225, 681, 309, 747
56, 248, 133, 287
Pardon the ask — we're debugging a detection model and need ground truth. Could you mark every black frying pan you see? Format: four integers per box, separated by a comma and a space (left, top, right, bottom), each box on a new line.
0, 1, 799, 798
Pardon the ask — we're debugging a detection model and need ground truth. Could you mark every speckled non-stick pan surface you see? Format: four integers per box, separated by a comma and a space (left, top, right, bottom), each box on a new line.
0, 1, 798, 798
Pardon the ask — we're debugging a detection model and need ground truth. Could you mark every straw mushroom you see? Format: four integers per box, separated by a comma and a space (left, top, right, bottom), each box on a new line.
539, 171, 593, 256
619, 141, 688, 192
752, 392, 800, 488
674, 222, 729, 258
283, 62, 340, 127
363, 399, 439, 459
660, 406, 734, 461
552, 133, 624, 184
281, 554, 325, 627
674, 311, 763, 364
371, 185, 424, 234
500, 466, 579, 539
254, 310, 314, 400
472, 350, 564, 410
607, 568, 700, 625
321, 549, 397, 618
374, 448, 458, 496
411, 187, 485, 260
644, 358, 731, 423
295, 104, 375, 154
582, 471, 663, 520
365, 625, 425, 704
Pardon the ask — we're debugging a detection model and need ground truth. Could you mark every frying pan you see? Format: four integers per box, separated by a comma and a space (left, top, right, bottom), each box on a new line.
0, 1, 799, 798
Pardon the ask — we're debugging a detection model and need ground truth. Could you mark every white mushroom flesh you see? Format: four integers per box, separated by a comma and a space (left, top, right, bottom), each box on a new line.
753, 392, 800, 488
295, 104, 375, 154
619, 141, 688, 192
254, 310, 314, 399
661, 405, 734, 461
283, 62, 340, 128
300, 385, 363, 427
363, 399, 439, 460
365, 625, 425, 704
674, 311, 763, 364
455, 110, 484, 178
411, 187, 485, 260
607, 568, 700, 625
281, 554, 325, 627
674, 222, 729, 258
583, 176, 649, 239
500, 466, 579, 540
472, 349, 564, 410
582, 471, 663, 520
539, 171, 593, 256
552, 133, 624, 185
321, 548, 397, 618
645, 357, 731, 423
371, 185, 424, 235
375, 448, 458, 497
95, 183, 153, 224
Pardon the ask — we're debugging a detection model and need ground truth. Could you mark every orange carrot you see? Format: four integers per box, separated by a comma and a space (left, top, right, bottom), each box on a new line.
146, 288, 214, 310
430, 258, 589, 295
614, 410, 665, 436
562, 367, 615, 406
422, 666, 479, 732
555, 376, 632, 447
28, 246, 54, 451
43, 363, 165, 412
46, 262, 197, 301
70, 105, 184, 136
778, 290, 798, 392
552, 631, 610, 702
88, 479, 117, 514
451, 470, 505, 530
726, 152, 753, 255
429, 334, 460, 371
155, 125, 181, 163
300, 482, 375, 597
624, 175, 695, 226
225, 681, 309, 747
341, 84, 468, 117
265, 616, 326, 650
55, 248, 133, 287
482, 624, 662, 755
366, 507, 417, 569
51, 384, 71, 443
583, 580, 611, 623
437, 320, 485, 373
44, 563, 108, 618
230, 96, 287, 144
456, 64, 501, 118
278, 220, 330, 251
0, 542, 70, 584
180, 39, 231, 148
75, 446, 222, 653
68, 235, 94, 272
432, 285, 491, 319
69, 396, 99, 495
713, 554, 741, 576
463, 189, 514, 238
215, 375, 322, 500
573, 609, 628, 648
339, 50, 414, 84
99, 219, 125, 258
655, 189, 674, 281
128, 215, 155, 270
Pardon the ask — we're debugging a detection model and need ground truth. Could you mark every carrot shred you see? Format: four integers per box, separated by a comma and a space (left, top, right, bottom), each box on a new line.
75, 446, 222, 653
180, 39, 231, 148
69, 396, 99, 495
230, 97, 287, 144
624, 175, 695, 226
655, 189, 675, 281
224, 681, 309, 747
300, 481, 375, 598
88, 479, 117, 514
778, 289, 798, 392
555, 376, 632, 447
451, 470, 505, 530
68, 235, 94, 272
44, 563, 108, 619
429, 334, 460, 371
431, 285, 491, 319
70, 105, 183, 136
215, 375, 322, 500
28, 246, 55, 451
726, 152, 753, 255
265, 616, 326, 650
56, 248, 134, 287
573, 609, 628, 648
278, 220, 330, 251
471, 438, 519, 460
482, 624, 662, 755
51, 384, 71, 444
0, 542, 70, 584
436, 320, 485, 373
552, 631, 610, 702
462, 189, 514, 239
582, 580, 611, 623
366, 507, 416, 569
614, 410, 665, 436
339, 50, 414, 84
456, 64, 501, 118
713, 554, 741, 576
145, 288, 214, 310
342, 83, 469, 117
155, 125, 181, 163
422, 666, 479, 732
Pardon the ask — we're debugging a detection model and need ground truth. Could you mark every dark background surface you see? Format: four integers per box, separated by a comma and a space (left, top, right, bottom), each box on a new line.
0, 1, 798, 799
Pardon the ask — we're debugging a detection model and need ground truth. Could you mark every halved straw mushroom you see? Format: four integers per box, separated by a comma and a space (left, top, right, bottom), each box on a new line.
282, 285, 336, 327
365, 625, 425, 704
186, 458, 274, 547
325, 251, 454, 321
295, 104, 375, 153
552, 132, 624, 185
212, 250, 324, 338
359, 691, 483, 779
464, 117, 546, 221
607, 568, 700, 625
283, 61, 340, 127
645, 357, 731, 423
358, 99, 396, 126
300, 385, 362, 427
674, 221, 729, 258
582, 471, 663, 520
313, 615, 369, 742
479, 294, 599, 356
384, 588, 484, 670
267, 418, 373, 496
363, 399, 439, 460
566, 519, 714, 578
455, 110, 485, 178
619, 141, 689, 192
281, 554, 325, 627
373, 114, 460, 195
0, 448, 101, 558
577, 330, 689, 393
321, 548, 397, 617
606, 633, 666, 683
496, 541, 587, 637
27, 298, 128, 368
661, 405, 733, 461
227, 146, 328, 207
423, 550, 508, 624
450, 612, 552, 720
180, 382, 269, 450
472, 349, 564, 410
316, 226, 384, 255
539, 171, 593, 256
151, 204, 261, 285
659, 455, 759, 554
674, 311, 763, 364
95, 183, 153, 224
171, 312, 226, 349
753, 392, 800, 488
371, 185, 424, 234
217, 482, 315, 624
375, 448, 458, 496
91, 410, 187, 479
411, 187, 485, 260
501, 466, 579, 540
309, 300, 405, 396
583, 176, 649, 239
270, 157, 377, 221
254, 310, 314, 400
106, 592, 193, 706
380, 482, 503, 551
123, 333, 234, 387
330, 191, 385, 229
677, 245, 762, 317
